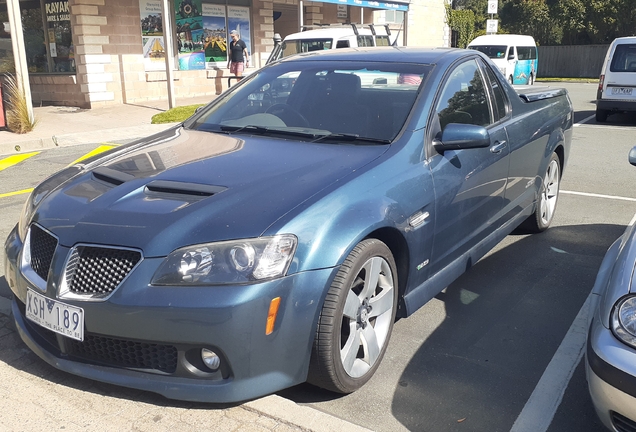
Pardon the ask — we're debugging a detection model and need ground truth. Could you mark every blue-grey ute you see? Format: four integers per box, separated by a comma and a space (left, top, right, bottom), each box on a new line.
4, 47, 573, 403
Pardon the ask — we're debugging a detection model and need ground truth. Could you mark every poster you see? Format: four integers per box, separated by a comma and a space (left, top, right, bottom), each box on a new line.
139, 0, 165, 71
227, 6, 251, 58
202, 3, 227, 69
45, 0, 75, 72
175, 0, 205, 70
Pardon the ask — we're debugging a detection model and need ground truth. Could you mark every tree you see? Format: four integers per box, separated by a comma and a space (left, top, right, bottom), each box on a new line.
446, 4, 476, 48
499, 0, 561, 45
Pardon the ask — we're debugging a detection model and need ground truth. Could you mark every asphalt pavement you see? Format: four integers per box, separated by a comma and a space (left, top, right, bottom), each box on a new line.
0, 95, 372, 432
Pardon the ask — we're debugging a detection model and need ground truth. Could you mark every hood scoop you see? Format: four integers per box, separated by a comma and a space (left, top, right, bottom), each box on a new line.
144, 180, 226, 198
92, 167, 135, 186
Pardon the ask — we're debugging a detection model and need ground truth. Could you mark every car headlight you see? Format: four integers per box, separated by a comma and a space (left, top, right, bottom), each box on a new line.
18, 166, 82, 241
151, 235, 297, 286
611, 296, 636, 348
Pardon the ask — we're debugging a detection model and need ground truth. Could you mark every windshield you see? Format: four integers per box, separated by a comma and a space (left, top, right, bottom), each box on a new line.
188, 60, 431, 142
281, 39, 333, 58
469, 45, 508, 59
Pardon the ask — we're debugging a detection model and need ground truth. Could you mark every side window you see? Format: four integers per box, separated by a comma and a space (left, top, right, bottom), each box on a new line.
356, 35, 374, 47
435, 59, 492, 130
336, 40, 350, 49
482, 61, 509, 122
508, 47, 515, 59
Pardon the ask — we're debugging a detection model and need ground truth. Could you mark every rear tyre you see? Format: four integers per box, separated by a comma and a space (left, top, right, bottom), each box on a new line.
509, 75, 514, 85
529, 73, 535, 85
596, 108, 608, 123
307, 239, 398, 394
520, 152, 561, 233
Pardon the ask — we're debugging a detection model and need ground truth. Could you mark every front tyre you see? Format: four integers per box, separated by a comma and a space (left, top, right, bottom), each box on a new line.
308, 239, 398, 393
521, 152, 561, 233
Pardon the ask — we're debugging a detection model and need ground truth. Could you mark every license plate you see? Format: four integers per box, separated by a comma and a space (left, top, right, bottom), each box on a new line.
611, 87, 633, 95
26, 289, 84, 341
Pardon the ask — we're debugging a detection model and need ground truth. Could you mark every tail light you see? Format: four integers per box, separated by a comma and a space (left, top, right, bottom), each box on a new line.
598, 74, 605, 91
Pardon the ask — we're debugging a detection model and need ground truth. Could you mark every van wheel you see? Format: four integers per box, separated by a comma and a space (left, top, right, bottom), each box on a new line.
307, 239, 398, 393
596, 109, 608, 123
529, 74, 535, 85
508, 75, 514, 85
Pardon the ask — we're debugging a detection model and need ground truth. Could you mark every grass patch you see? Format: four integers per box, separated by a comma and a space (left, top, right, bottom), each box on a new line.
151, 104, 205, 124
537, 77, 599, 83
4, 74, 37, 134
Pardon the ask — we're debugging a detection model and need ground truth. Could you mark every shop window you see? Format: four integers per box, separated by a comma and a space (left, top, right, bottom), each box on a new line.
0, 0, 75, 74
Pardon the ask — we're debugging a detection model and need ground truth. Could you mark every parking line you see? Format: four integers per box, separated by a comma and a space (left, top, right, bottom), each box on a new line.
0, 152, 40, 172
0, 188, 33, 199
510, 294, 591, 432
574, 114, 595, 127
68, 144, 119, 166
561, 190, 636, 202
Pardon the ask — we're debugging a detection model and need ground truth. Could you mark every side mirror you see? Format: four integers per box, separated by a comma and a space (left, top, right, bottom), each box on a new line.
629, 146, 636, 166
508, 54, 515, 61
433, 123, 490, 152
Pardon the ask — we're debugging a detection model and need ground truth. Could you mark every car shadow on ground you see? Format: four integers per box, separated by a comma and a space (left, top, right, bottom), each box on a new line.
0, 275, 240, 410
390, 223, 622, 431
574, 110, 595, 123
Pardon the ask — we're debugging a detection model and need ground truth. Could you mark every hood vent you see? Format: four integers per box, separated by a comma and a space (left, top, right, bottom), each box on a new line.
144, 180, 226, 197
92, 167, 135, 186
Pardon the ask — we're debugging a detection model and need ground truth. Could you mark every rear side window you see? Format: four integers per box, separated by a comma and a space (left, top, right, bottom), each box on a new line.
336, 40, 350, 49
481, 62, 509, 121
610, 44, 636, 72
357, 35, 374, 47
517, 46, 537, 60
375, 36, 390, 46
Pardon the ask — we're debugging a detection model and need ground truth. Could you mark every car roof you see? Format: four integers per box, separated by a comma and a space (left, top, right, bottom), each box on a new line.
468, 34, 536, 46
284, 27, 375, 40
277, 46, 467, 65
611, 36, 636, 45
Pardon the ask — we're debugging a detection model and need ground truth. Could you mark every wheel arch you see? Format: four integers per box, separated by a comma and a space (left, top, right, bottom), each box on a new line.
363, 226, 411, 319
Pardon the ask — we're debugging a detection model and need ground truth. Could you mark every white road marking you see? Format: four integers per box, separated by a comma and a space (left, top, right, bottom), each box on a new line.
561, 190, 636, 202
574, 124, 636, 131
574, 114, 595, 127
510, 295, 592, 432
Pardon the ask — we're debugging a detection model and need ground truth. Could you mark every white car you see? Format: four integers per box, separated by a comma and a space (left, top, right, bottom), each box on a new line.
596, 37, 636, 122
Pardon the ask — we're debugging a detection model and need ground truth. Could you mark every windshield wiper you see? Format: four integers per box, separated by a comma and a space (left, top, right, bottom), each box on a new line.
219, 124, 269, 134
220, 125, 328, 139
311, 133, 391, 145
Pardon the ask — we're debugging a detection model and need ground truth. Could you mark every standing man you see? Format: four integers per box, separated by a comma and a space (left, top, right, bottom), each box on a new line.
227, 30, 249, 78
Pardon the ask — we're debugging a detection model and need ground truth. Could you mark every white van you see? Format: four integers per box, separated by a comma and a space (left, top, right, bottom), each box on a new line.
266, 24, 392, 64
596, 36, 636, 122
467, 34, 538, 85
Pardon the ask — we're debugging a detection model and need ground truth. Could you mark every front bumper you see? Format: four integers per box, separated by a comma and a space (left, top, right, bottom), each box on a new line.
4, 225, 336, 403
586, 316, 636, 432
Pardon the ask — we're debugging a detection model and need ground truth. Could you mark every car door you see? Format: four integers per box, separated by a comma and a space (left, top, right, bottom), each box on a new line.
426, 58, 510, 276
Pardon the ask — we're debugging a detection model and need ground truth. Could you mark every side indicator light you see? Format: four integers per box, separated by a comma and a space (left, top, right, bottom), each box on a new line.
266, 297, 281, 335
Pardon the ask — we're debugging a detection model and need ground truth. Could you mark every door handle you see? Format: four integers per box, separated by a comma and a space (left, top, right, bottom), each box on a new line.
490, 141, 507, 154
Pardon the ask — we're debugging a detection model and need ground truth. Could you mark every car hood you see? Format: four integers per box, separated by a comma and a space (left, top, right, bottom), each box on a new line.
32, 127, 388, 257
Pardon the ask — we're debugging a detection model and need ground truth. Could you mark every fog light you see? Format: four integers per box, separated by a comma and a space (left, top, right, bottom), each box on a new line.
201, 348, 221, 371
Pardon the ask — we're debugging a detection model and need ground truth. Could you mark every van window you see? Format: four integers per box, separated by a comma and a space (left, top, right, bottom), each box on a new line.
375, 36, 391, 46
469, 45, 507, 59
357, 35, 375, 47
610, 44, 636, 72
282, 39, 333, 57
517, 46, 537, 60
336, 40, 350, 49
507, 47, 514, 58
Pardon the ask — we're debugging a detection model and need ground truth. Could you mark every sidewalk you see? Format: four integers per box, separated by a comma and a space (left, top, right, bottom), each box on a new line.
0, 95, 214, 155
0, 98, 372, 432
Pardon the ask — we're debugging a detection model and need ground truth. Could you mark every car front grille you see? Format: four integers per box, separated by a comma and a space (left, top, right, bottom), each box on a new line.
612, 412, 636, 432
17, 300, 177, 374
29, 224, 58, 281
67, 334, 178, 374
66, 246, 142, 296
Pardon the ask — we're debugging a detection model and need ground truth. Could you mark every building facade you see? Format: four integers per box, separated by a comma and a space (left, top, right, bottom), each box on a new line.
0, 0, 448, 109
